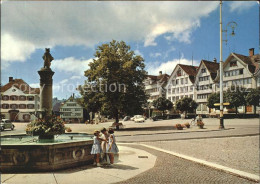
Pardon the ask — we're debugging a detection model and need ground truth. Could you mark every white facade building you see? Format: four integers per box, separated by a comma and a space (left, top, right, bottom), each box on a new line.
60, 95, 83, 123
0, 77, 40, 122
166, 64, 197, 104
194, 59, 219, 115
144, 71, 169, 103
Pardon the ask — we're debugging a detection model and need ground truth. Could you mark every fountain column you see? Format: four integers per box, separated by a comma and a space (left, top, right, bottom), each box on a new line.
38, 48, 55, 118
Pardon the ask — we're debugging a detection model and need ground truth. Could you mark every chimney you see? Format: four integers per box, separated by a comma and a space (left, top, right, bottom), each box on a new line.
213, 58, 217, 63
73, 93, 75, 99
9, 77, 13, 82
249, 48, 254, 57
159, 71, 162, 75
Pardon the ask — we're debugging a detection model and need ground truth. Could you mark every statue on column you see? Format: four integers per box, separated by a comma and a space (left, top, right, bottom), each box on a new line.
42, 48, 54, 69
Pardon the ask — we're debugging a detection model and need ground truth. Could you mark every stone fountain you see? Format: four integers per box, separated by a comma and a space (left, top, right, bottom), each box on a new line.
0, 49, 93, 172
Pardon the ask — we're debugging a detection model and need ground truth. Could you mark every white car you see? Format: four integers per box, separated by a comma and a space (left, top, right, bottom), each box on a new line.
0, 119, 15, 131
134, 115, 145, 123
130, 115, 138, 121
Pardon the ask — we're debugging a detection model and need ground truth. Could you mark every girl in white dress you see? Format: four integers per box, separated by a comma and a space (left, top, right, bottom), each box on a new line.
107, 129, 119, 164
91, 130, 104, 166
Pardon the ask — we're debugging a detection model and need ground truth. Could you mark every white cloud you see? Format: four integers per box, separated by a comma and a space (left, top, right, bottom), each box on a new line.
229, 1, 256, 13
51, 57, 92, 75
2, 1, 219, 62
150, 52, 162, 58
1, 33, 36, 68
60, 79, 69, 84
134, 49, 143, 57
70, 76, 82, 80
29, 83, 40, 88
147, 57, 199, 75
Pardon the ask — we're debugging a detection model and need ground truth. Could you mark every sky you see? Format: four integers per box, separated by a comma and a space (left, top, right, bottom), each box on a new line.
1, 1, 259, 99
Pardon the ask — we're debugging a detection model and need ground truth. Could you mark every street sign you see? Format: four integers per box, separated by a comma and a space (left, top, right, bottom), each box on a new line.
214, 102, 230, 106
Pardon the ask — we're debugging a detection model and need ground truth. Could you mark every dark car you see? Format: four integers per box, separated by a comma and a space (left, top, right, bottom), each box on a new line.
0, 119, 15, 131
152, 114, 180, 121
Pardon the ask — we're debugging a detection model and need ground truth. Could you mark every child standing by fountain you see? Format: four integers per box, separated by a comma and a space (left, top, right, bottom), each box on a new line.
91, 130, 104, 167
107, 128, 119, 164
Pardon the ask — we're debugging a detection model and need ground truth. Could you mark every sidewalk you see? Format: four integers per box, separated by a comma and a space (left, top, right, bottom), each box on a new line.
0, 146, 156, 184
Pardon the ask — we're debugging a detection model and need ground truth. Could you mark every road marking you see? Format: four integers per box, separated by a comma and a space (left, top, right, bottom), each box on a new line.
118, 143, 260, 183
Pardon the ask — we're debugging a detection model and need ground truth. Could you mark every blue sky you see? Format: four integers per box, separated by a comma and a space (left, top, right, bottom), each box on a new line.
1, 1, 259, 99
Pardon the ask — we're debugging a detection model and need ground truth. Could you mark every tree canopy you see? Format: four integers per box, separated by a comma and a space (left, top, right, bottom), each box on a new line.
207, 92, 220, 110
246, 87, 260, 114
175, 97, 198, 115
224, 86, 247, 114
81, 40, 148, 123
152, 97, 173, 115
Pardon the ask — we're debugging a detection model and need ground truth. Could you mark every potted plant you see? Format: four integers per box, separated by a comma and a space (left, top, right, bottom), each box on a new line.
175, 123, 183, 130
197, 121, 204, 129
183, 122, 190, 128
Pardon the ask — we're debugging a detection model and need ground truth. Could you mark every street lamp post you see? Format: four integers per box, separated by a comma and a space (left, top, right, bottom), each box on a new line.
219, 0, 224, 129
219, 0, 237, 129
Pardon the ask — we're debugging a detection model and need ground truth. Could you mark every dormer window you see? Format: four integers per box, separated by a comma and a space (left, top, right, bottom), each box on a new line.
177, 70, 182, 76
201, 69, 206, 73
230, 61, 237, 67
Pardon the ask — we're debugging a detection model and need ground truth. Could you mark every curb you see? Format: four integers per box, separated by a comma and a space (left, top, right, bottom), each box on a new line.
117, 133, 260, 143
119, 143, 259, 183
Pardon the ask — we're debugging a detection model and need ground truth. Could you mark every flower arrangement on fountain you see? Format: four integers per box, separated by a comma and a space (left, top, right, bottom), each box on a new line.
26, 116, 69, 136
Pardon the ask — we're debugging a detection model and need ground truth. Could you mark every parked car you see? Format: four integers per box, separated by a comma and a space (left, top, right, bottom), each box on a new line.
152, 115, 167, 121
152, 114, 180, 121
123, 116, 131, 121
0, 119, 15, 131
130, 115, 138, 121
134, 115, 145, 123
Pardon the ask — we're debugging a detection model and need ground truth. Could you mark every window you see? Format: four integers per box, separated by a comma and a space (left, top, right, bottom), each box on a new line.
230, 61, 237, 67
239, 69, 243, 75
201, 68, 206, 73
10, 104, 18, 109
27, 104, 34, 109
190, 94, 193, 99
19, 104, 26, 109
176, 88, 179, 94
248, 78, 252, 84
10, 95, 18, 101
2, 95, 9, 100
172, 88, 175, 94
67, 103, 76, 106
181, 78, 183, 84
186, 86, 188, 92
168, 97, 171, 100
27, 96, 34, 101
176, 79, 179, 85
185, 78, 188, 84
23, 114, 31, 120
63, 113, 71, 116
190, 86, 193, 91
176, 96, 179, 101
177, 70, 182, 76
2, 104, 9, 109
75, 113, 82, 116
172, 80, 175, 86
19, 96, 26, 101
172, 97, 175, 102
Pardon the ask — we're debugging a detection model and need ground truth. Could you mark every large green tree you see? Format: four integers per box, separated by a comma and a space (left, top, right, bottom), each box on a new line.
246, 88, 260, 114
82, 40, 148, 125
175, 97, 198, 116
207, 92, 220, 110
152, 97, 173, 115
224, 86, 247, 114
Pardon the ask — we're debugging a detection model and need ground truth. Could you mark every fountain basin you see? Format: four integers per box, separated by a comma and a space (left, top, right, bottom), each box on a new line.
0, 133, 94, 173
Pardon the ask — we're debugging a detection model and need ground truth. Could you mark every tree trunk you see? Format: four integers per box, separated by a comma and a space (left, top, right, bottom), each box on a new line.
114, 109, 119, 130
235, 107, 238, 115
254, 105, 256, 115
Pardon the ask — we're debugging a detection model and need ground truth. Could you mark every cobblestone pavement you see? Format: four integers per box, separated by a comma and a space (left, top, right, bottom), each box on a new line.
115, 144, 257, 184
143, 136, 260, 175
